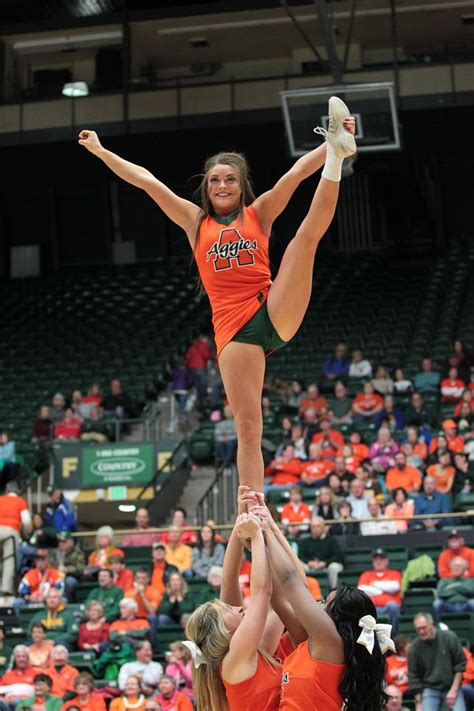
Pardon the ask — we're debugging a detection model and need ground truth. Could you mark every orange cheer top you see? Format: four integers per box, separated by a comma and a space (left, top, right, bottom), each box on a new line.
222, 652, 281, 711
280, 640, 344, 711
195, 205, 272, 356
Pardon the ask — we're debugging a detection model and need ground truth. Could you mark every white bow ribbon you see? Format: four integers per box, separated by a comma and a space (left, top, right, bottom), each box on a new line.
356, 615, 396, 655
182, 640, 208, 668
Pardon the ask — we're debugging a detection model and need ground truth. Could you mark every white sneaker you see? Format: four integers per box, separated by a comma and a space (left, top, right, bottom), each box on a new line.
314, 96, 357, 159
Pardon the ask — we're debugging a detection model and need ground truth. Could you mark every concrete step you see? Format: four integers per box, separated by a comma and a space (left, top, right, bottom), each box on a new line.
175, 465, 216, 524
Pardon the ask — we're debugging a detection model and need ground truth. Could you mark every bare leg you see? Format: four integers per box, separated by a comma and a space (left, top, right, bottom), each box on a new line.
218, 341, 266, 492
267, 177, 340, 341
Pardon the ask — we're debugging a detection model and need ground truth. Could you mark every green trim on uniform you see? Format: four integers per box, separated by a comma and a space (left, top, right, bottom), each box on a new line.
232, 298, 287, 353
212, 208, 241, 226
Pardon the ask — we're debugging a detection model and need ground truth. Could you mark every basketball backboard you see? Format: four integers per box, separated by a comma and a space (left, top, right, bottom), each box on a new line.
281, 82, 400, 156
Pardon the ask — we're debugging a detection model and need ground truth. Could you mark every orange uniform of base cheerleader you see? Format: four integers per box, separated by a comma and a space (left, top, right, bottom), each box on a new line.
279, 640, 344, 711
222, 652, 281, 711
194, 206, 272, 356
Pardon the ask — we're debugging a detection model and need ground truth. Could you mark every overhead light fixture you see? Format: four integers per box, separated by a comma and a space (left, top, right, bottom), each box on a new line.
118, 504, 136, 513
62, 81, 89, 97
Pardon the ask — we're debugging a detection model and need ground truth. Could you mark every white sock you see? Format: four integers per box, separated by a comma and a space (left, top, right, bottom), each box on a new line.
322, 143, 343, 182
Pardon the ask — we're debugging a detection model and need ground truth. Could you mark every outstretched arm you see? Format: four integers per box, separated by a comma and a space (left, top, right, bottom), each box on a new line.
252, 117, 355, 233
78, 130, 201, 243
220, 486, 258, 606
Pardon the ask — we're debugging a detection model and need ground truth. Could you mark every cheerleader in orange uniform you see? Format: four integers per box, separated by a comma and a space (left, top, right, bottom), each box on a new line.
79, 100, 356, 497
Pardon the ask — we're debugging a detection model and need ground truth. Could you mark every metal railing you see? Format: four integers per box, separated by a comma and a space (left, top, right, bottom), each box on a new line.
196, 463, 239, 526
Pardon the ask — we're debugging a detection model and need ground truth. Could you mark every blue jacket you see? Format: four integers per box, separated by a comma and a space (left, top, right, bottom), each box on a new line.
44, 495, 77, 533
412, 491, 451, 528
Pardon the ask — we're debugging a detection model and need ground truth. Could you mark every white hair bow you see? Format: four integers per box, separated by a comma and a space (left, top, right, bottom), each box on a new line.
356, 615, 396, 655
182, 640, 208, 668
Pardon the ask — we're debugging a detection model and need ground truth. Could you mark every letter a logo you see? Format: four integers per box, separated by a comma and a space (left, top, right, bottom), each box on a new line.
207, 227, 256, 271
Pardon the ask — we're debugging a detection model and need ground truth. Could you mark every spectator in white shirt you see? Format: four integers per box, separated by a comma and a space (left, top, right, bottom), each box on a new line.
360, 498, 397, 536
349, 350, 373, 379
346, 478, 370, 519
118, 640, 163, 692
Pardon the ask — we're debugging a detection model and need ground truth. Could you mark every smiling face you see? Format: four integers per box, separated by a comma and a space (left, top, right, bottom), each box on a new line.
124, 675, 140, 697
207, 163, 242, 215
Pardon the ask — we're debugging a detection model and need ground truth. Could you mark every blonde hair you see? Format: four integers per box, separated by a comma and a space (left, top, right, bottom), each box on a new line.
316, 486, 336, 508
169, 641, 192, 664
165, 572, 188, 597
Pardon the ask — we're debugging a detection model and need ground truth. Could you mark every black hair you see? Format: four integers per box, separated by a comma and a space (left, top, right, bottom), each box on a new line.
326, 585, 387, 711
34, 673, 53, 688
173, 506, 187, 518
197, 523, 217, 556
31, 622, 47, 632
392, 487, 407, 501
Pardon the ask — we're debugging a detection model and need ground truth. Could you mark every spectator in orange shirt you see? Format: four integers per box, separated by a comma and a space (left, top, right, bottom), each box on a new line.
441, 367, 465, 403
280, 486, 311, 536
84, 526, 124, 577
15, 549, 64, 615
427, 451, 456, 494
384, 488, 415, 532
44, 646, 79, 699
109, 599, 150, 645
404, 426, 427, 463
386, 452, 422, 495
110, 554, 134, 592
0, 481, 31, 596
159, 508, 197, 546
357, 548, 402, 632
352, 381, 384, 425
348, 431, 369, 461
438, 530, 474, 578
339, 444, 360, 474
265, 445, 302, 488
124, 569, 161, 627
300, 443, 333, 486
0, 645, 36, 703
385, 634, 411, 695
62, 672, 106, 711
311, 416, 344, 457
298, 383, 328, 418
454, 389, 473, 418
150, 543, 179, 596
28, 622, 54, 669
441, 419, 465, 453
156, 675, 193, 711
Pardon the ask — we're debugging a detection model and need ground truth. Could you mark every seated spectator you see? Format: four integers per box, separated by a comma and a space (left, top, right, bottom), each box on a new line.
393, 368, 413, 394
403, 426, 428, 465
265, 445, 302, 488
102, 379, 133, 419
438, 530, 474, 578
282, 380, 305, 415
369, 427, 399, 472
313, 486, 337, 521
375, 395, 406, 433
44, 486, 77, 534
411, 475, 451, 531
280, 486, 311, 536
385, 634, 411, 695
297, 517, 344, 589
346, 477, 371, 519
28, 589, 78, 649
327, 472, 346, 500
117, 640, 163, 692
32, 406, 53, 442
70, 390, 89, 420
322, 342, 350, 388
190, 524, 224, 579
298, 383, 328, 418
124, 568, 161, 627
121, 508, 160, 548
330, 500, 360, 536
454, 389, 474, 418
339, 444, 360, 474
109, 675, 146, 711
354, 461, 384, 502
18, 511, 57, 574
80, 406, 111, 443
445, 352, 470, 385
349, 349, 372, 379
360, 499, 397, 536
214, 404, 237, 465
195, 566, 223, 605
157, 573, 195, 628
110, 554, 134, 592
162, 526, 193, 577
357, 548, 402, 632
150, 543, 178, 596
62, 672, 106, 711
386, 452, 422, 496
311, 416, 344, 457
28, 623, 53, 669
15, 549, 64, 614
347, 431, 369, 461
44, 645, 78, 699
109, 599, 150, 645
276, 423, 306, 460
53, 408, 81, 440
261, 397, 275, 428
432, 419, 465, 455
0, 645, 35, 704
17, 673, 62, 711
441, 367, 465, 403
156, 674, 193, 711
300, 443, 333, 486
51, 393, 66, 423
427, 433, 450, 464
384, 488, 414, 532
426, 451, 456, 494
77, 601, 110, 653
84, 526, 124, 576
456, 401, 473, 432
164, 642, 193, 700
352, 382, 384, 424
331, 455, 355, 493
453, 452, 471, 495
414, 358, 440, 394
371, 365, 394, 396
404, 392, 433, 429
82, 384, 103, 408
160, 508, 197, 546
84, 568, 123, 622
49, 532, 84, 601
329, 381, 353, 426
433, 557, 474, 623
